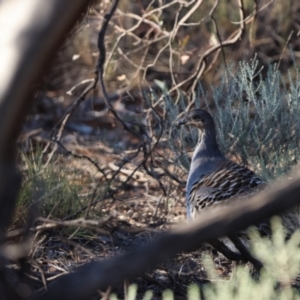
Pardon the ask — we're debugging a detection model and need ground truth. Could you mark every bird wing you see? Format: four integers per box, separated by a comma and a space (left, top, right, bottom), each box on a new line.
188, 160, 266, 211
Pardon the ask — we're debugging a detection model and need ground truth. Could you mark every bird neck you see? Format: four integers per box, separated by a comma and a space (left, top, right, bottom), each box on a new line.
192, 128, 223, 162
186, 127, 225, 218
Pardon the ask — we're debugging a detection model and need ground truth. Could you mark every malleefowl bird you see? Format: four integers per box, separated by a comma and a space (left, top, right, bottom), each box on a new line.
176, 108, 266, 269
176, 109, 265, 218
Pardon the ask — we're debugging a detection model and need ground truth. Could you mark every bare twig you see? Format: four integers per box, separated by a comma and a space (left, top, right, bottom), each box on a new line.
34, 217, 111, 236
96, 0, 172, 197
54, 139, 108, 182
43, 79, 99, 167
97, 0, 146, 141
30, 258, 48, 291
276, 30, 294, 71
210, 0, 228, 80
56, 236, 97, 258
187, 0, 246, 94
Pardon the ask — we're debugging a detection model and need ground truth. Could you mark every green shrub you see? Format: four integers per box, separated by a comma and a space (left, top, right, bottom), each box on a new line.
14, 150, 84, 227
168, 58, 300, 181
111, 218, 300, 300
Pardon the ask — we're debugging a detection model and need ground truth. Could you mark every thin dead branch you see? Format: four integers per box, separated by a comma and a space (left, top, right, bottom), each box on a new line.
33, 217, 111, 236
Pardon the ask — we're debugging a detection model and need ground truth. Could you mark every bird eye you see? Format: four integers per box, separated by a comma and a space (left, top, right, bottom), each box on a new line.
192, 115, 201, 121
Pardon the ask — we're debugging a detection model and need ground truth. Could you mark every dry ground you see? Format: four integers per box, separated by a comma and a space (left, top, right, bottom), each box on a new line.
11, 94, 238, 300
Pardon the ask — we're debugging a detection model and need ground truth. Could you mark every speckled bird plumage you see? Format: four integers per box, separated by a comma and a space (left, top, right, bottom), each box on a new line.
176, 109, 265, 220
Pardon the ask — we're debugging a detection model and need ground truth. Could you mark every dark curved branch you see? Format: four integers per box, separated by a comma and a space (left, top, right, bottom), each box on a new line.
0, 0, 92, 298
33, 168, 300, 300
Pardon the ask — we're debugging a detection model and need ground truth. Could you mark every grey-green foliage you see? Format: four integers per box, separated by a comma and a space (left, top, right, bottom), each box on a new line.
17, 150, 84, 223
114, 218, 300, 300
199, 59, 300, 180
168, 58, 300, 181
146, 83, 194, 172
201, 217, 300, 300
135, 60, 300, 299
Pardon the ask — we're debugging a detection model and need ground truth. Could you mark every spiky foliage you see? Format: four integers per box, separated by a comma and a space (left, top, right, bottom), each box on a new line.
200, 217, 300, 300
166, 58, 300, 183
111, 218, 300, 300
14, 150, 84, 227
201, 59, 300, 180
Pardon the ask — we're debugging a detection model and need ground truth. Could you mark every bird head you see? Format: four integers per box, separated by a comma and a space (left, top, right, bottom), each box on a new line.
175, 109, 215, 131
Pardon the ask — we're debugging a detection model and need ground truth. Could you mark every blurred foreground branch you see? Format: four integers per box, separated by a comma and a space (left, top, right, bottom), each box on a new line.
0, 0, 91, 298
34, 169, 300, 300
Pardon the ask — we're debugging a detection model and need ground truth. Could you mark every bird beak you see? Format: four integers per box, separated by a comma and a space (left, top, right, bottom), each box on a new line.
175, 117, 187, 128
